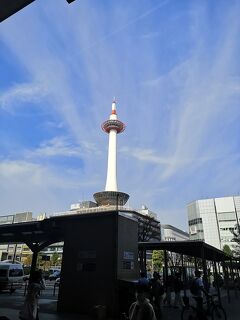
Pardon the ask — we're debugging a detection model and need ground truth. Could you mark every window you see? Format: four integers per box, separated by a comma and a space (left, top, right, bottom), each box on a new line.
218, 212, 236, 221
189, 218, 202, 226
9, 269, 23, 277
0, 269, 7, 277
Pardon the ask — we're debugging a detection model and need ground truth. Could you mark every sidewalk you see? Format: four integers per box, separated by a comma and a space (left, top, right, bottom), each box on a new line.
0, 288, 239, 319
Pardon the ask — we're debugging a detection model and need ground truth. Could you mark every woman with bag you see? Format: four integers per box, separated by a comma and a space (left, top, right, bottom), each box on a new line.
19, 270, 45, 320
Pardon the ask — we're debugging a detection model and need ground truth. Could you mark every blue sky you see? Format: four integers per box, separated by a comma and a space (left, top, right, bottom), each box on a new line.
0, 0, 240, 230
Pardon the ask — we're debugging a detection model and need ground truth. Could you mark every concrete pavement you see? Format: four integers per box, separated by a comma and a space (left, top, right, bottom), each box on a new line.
0, 284, 239, 319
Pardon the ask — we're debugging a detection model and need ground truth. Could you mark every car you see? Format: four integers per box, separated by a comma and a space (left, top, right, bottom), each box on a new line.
0, 262, 24, 292
49, 270, 61, 281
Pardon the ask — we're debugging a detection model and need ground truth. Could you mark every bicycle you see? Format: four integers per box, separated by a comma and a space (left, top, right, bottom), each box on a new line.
121, 312, 129, 319
181, 294, 227, 320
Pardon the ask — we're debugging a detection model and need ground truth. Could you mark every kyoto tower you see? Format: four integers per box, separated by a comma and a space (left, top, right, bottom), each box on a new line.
94, 101, 129, 206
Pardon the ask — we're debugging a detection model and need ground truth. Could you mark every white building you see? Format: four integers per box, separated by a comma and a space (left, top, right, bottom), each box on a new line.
187, 196, 240, 250
0, 212, 33, 261
161, 224, 189, 241
137, 205, 158, 219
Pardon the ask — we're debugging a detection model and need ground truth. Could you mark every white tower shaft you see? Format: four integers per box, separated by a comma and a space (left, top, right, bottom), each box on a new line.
105, 128, 118, 191
105, 102, 118, 191
93, 101, 129, 206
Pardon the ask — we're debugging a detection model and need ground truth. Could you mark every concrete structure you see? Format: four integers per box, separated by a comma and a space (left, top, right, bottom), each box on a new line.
0, 212, 32, 261
70, 201, 97, 210
94, 101, 129, 206
137, 205, 158, 219
161, 224, 189, 241
0, 211, 139, 317
187, 196, 240, 250
0, 212, 48, 263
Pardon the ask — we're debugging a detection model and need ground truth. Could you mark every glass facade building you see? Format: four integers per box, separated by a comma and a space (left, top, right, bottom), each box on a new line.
187, 196, 240, 250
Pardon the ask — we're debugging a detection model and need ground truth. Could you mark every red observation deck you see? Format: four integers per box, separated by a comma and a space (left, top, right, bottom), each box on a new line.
101, 119, 125, 134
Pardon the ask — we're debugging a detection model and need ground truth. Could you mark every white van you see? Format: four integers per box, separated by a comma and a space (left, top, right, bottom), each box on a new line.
0, 262, 24, 292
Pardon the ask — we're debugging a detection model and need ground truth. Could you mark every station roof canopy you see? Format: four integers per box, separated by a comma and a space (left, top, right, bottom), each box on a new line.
0, 211, 134, 246
0, 218, 64, 246
0, 214, 230, 262
139, 240, 228, 262
0, 0, 76, 23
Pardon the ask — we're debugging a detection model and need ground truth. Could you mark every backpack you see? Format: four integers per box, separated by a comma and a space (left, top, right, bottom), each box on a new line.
189, 279, 198, 295
151, 280, 164, 297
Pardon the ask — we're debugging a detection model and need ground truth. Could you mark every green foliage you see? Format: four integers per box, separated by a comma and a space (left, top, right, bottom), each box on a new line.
231, 225, 240, 257
51, 252, 61, 266
222, 244, 232, 256
152, 250, 164, 272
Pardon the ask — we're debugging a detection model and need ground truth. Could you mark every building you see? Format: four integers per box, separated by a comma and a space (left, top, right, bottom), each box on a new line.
161, 224, 189, 241
187, 196, 240, 251
137, 205, 157, 219
0, 212, 32, 261
0, 212, 49, 263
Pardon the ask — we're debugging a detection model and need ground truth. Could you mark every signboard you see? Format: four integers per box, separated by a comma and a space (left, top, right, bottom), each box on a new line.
123, 251, 134, 260
122, 261, 134, 270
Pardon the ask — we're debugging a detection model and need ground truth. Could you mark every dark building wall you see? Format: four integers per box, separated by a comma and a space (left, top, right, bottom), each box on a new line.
117, 214, 139, 280
57, 212, 139, 316
58, 213, 118, 314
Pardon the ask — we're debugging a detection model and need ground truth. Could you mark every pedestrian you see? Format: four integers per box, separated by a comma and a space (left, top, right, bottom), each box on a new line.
19, 270, 46, 320
137, 271, 150, 296
173, 273, 183, 308
163, 275, 173, 307
190, 270, 208, 319
129, 287, 157, 320
150, 272, 164, 319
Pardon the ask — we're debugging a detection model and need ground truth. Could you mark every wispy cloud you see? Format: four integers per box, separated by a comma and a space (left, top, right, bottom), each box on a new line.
25, 136, 82, 158
0, 82, 48, 112
0, 0, 240, 228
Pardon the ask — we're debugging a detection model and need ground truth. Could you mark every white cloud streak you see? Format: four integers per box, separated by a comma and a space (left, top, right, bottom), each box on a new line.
0, 1, 240, 228
0, 82, 48, 112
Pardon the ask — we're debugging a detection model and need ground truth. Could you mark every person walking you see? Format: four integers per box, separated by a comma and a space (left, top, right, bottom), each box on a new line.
150, 272, 164, 319
129, 287, 157, 320
163, 275, 173, 307
19, 270, 46, 320
173, 273, 183, 308
138, 271, 150, 291
190, 270, 208, 319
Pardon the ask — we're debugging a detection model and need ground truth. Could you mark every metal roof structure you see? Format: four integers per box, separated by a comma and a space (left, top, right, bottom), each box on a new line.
0, 211, 111, 245
0, 0, 76, 23
139, 240, 228, 262
0, 214, 229, 262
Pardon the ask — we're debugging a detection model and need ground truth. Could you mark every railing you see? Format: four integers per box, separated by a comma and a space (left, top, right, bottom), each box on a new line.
50, 205, 134, 217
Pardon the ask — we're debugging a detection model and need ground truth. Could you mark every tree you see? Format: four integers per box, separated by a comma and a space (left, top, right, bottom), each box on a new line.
138, 215, 160, 242
137, 214, 160, 272
231, 224, 240, 257
167, 252, 182, 268
51, 252, 61, 266
152, 250, 164, 272
222, 244, 233, 257
22, 254, 32, 266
